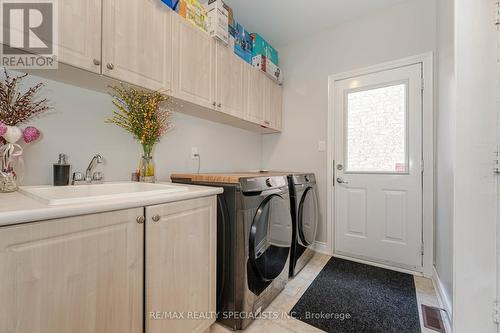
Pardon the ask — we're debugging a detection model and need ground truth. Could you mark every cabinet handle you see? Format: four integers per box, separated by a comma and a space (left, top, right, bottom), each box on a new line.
136, 216, 145, 224
93, 59, 101, 66
152, 214, 160, 223
106, 63, 114, 70
217, 103, 222, 108
212, 101, 216, 107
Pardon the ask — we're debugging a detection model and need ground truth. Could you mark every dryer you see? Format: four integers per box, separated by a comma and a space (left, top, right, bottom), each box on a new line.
288, 173, 319, 277
171, 173, 293, 331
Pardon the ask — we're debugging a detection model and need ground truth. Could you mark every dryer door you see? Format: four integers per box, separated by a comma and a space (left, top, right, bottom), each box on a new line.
249, 193, 292, 282
298, 186, 319, 247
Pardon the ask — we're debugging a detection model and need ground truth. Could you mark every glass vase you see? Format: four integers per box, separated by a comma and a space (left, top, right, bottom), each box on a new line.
139, 144, 156, 183
0, 146, 18, 193
0, 170, 17, 193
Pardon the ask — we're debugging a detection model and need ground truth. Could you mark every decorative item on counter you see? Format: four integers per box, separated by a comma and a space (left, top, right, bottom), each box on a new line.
53, 153, 70, 186
178, 0, 208, 32
106, 84, 173, 183
231, 21, 253, 64
0, 69, 50, 193
206, 0, 229, 45
252, 54, 283, 84
251, 33, 279, 66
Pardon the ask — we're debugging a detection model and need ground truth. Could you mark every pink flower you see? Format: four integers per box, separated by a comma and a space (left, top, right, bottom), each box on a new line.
23, 126, 41, 143
0, 122, 6, 136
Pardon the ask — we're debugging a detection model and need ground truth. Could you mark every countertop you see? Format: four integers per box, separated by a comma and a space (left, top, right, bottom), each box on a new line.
171, 171, 295, 184
0, 182, 222, 227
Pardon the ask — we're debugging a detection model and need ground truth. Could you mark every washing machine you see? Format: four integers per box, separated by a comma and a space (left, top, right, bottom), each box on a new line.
171, 173, 293, 330
288, 173, 319, 277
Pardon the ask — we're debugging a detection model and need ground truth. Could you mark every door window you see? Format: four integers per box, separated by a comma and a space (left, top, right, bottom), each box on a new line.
345, 83, 408, 174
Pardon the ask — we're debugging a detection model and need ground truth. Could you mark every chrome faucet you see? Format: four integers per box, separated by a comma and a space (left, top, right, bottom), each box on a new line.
72, 154, 104, 185
85, 154, 103, 182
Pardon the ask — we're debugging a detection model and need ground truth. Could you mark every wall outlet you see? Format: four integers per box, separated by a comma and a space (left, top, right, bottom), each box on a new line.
191, 147, 199, 159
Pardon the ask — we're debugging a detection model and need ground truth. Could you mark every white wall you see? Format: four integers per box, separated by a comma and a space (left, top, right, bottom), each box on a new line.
453, 0, 497, 331
435, 0, 455, 313
17, 75, 262, 185
262, 0, 437, 244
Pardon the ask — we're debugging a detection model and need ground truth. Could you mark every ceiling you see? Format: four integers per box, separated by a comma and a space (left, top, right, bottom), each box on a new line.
207, 0, 410, 47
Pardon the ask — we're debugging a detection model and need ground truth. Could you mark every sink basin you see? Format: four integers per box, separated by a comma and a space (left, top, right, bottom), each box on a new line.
19, 182, 189, 206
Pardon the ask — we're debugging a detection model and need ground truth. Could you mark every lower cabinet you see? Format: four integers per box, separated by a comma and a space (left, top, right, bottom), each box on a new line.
0, 196, 217, 333
0, 208, 144, 333
145, 196, 217, 333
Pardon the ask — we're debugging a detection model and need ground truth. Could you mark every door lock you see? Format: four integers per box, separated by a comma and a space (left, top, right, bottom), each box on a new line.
336, 178, 349, 184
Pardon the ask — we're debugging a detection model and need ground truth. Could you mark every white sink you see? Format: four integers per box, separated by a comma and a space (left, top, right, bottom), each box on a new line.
19, 182, 189, 206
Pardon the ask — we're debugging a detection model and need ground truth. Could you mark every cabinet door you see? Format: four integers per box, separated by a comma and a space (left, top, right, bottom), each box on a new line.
215, 41, 245, 117
146, 196, 216, 333
102, 0, 172, 91
244, 64, 265, 124
264, 76, 283, 131
0, 209, 144, 333
56, 0, 102, 73
172, 15, 215, 109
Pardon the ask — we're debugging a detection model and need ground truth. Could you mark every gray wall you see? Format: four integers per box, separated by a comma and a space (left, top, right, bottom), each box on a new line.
435, 0, 455, 310
19, 75, 263, 185
262, 0, 437, 244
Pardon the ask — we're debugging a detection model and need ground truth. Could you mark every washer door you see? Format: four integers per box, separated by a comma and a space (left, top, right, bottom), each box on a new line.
249, 193, 292, 282
298, 186, 318, 247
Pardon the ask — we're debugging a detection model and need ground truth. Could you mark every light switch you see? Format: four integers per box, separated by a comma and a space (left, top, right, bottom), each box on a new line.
318, 141, 326, 152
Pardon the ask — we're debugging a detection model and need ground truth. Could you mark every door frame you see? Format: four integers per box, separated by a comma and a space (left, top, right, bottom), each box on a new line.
326, 53, 434, 277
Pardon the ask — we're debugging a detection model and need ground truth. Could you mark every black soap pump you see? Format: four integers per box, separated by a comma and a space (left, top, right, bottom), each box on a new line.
53, 153, 70, 186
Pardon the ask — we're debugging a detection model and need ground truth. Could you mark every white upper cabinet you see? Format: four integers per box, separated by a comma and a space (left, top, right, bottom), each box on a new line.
215, 41, 245, 118
264, 76, 283, 131
56, 0, 102, 73
102, 0, 173, 91
244, 64, 266, 125
28, 1, 283, 133
172, 14, 215, 109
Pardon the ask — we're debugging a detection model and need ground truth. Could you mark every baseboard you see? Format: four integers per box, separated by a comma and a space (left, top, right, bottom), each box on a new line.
432, 266, 453, 332
313, 241, 331, 255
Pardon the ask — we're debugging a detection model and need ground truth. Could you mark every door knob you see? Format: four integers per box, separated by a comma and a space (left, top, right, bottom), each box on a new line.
152, 214, 160, 222
336, 178, 349, 184
106, 63, 114, 70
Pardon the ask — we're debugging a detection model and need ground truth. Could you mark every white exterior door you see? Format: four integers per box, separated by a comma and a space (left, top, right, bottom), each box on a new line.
334, 63, 423, 271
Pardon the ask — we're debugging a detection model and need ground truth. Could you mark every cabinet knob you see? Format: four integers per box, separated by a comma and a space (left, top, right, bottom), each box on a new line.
136, 216, 145, 224
106, 63, 114, 70
217, 103, 222, 108
93, 59, 101, 66
152, 214, 160, 223
212, 101, 216, 107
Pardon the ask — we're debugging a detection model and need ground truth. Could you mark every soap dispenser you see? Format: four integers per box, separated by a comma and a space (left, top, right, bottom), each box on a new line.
53, 153, 70, 186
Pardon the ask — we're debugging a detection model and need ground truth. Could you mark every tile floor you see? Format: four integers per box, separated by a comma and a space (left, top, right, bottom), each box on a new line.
211, 253, 442, 333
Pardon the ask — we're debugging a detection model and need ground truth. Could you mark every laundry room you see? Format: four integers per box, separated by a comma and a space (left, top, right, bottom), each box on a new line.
0, 0, 496, 332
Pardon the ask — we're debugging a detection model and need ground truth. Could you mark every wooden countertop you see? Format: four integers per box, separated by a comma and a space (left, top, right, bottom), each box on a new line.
171, 171, 294, 184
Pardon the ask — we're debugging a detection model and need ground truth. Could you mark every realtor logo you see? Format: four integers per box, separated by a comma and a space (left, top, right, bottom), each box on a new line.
1, 0, 58, 69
